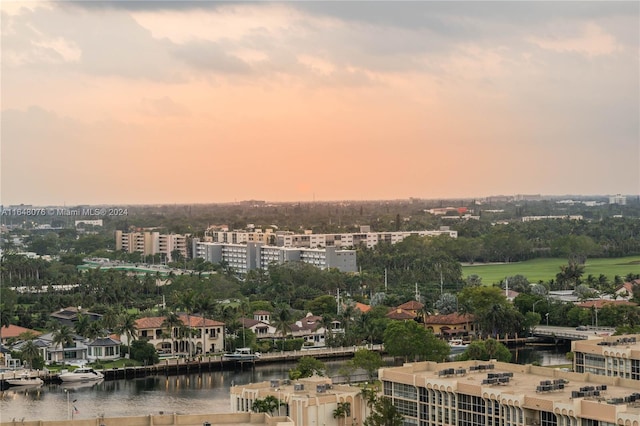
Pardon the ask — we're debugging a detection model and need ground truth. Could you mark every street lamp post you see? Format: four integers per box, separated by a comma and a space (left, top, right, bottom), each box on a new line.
532, 300, 543, 315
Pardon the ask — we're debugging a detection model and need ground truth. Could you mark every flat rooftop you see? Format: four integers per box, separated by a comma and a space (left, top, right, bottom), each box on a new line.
380, 360, 640, 416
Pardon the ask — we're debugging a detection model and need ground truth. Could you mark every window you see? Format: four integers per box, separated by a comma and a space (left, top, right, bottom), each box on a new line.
541, 411, 557, 426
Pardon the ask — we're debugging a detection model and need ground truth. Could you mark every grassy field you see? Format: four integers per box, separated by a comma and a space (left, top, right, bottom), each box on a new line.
462, 256, 640, 285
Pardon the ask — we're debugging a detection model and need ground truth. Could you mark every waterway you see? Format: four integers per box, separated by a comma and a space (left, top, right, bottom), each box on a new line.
0, 345, 571, 423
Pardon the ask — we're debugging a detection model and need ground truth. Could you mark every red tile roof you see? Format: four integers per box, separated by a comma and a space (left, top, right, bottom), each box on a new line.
397, 300, 424, 311
135, 314, 224, 330
576, 300, 637, 309
0, 324, 41, 340
386, 308, 416, 320
424, 313, 474, 325
354, 302, 372, 313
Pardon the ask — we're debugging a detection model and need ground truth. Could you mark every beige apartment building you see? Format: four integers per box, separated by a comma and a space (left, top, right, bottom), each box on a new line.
115, 230, 188, 261
379, 360, 639, 426
572, 334, 640, 380
230, 375, 369, 426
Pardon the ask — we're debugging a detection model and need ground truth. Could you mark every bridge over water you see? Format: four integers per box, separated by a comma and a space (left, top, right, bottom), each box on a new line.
532, 325, 615, 341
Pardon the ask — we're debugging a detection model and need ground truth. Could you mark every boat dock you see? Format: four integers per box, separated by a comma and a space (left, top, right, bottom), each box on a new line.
0, 345, 382, 388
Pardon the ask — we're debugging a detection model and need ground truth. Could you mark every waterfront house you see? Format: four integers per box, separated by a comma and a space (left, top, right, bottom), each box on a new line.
33, 331, 89, 365
240, 317, 278, 339
135, 314, 225, 355
87, 336, 121, 362
290, 313, 333, 347
424, 313, 475, 337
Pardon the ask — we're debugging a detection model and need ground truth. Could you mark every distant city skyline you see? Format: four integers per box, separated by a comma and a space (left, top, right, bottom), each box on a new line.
1, 1, 638, 206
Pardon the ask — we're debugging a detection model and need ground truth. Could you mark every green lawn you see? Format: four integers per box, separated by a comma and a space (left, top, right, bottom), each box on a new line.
462, 256, 640, 285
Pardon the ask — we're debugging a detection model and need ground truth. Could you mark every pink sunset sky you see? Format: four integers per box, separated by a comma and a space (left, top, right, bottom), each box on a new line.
1, 1, 638, 206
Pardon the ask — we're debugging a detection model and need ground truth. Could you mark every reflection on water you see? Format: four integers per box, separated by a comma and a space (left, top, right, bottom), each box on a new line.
511, 342, 572, 366
1, 361, 300, 422
1, 348, 571, 422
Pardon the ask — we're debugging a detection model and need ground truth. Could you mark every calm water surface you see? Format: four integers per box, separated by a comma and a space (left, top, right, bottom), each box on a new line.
1, 362, 299, 422
1, 346, 571, 423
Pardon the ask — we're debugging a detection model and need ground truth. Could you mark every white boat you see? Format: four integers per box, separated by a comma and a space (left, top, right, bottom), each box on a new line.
448, 339, 469, 352
6, 372, 44, 387
223, 348, 261, 361
59, 367, 104, 382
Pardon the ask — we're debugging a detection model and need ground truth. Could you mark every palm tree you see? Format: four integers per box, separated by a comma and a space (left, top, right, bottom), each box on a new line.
333, 401, 351, 426
20, 340, 41, 369
74, 313, 90, 337
273, 304, 292, 351
0, 305, 13, 343
174, 290, 196, 358
360, 384, 378, 422
101, 306, 120, 331
86, 320, 104, 341
52, 325, 74, 350
252, 395, 282, 415
115, 313, 138, 358
162, 312, 184, 355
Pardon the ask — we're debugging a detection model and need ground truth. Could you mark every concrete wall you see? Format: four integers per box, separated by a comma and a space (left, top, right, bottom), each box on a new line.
0, 412, 293, 426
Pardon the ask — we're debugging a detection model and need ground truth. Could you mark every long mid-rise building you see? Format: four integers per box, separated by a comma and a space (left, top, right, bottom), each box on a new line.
206, 228, 457, 249
192, 241, 357, 274
379, 360, 639, 426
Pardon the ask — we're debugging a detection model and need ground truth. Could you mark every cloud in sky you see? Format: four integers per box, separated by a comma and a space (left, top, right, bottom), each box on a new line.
1, 1, 638, 205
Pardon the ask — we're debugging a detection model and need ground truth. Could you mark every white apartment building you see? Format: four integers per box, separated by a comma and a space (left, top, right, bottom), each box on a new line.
521, 216, 584, 222
115, 230, 188, 261
609, 194, 627, 205
205, 229, 457, 250
192, 241, 357, 274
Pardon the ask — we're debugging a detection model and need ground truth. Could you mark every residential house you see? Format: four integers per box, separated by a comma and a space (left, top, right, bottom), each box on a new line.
396, 300, 424, 317
290, 313, 330, 347
253, 310, 271, 323
576, 299, 638, 310
87, 336, 122, 362
35, 332, 88, 365
385, 308, 416, 321
424, 313, 475, 337
353, 302, 371, 314
135, 314, 225, 355
0, 324, 41, 345
614, 279, 640, 300
240, 317, 278, 340
50, 306, 102, 328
